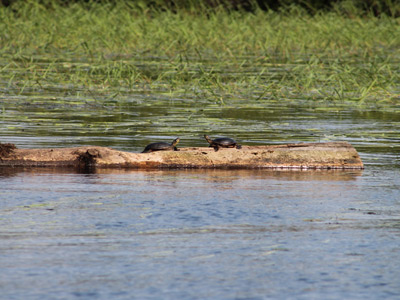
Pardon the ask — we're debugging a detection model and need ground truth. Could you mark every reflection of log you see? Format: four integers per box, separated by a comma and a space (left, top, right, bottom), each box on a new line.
0, 142, 363, 169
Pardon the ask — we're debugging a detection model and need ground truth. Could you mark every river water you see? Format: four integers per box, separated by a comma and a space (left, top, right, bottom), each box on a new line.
1, 92, 400, 299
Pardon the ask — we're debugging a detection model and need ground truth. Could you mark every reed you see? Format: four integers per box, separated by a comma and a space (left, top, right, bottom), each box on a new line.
0, 1, 399, 105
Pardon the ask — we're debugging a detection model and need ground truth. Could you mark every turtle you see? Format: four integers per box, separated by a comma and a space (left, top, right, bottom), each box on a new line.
204, 135, 242, 151
141, 138, 180, 153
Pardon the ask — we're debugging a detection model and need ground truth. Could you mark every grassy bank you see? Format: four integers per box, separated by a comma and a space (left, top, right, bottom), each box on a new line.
0, 1, 399, 104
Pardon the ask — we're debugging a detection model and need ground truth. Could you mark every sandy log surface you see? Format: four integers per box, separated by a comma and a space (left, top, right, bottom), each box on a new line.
0, 142, 363, 169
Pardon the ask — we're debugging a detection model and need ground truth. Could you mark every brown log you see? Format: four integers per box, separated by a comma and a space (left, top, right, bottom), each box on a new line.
0, 141, 363, 169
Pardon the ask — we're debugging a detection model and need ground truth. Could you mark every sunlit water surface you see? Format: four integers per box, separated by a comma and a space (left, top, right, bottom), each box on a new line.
1, 80, 400, 299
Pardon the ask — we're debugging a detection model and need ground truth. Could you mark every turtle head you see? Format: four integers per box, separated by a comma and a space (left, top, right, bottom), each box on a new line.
172, 138, 180, 146
204, 135, 212, 144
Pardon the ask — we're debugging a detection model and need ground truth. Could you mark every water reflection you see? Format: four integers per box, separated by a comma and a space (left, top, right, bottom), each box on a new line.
0, 166, 363, 182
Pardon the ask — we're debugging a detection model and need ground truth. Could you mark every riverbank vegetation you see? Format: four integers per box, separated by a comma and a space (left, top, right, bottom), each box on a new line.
0, 1, 399, 106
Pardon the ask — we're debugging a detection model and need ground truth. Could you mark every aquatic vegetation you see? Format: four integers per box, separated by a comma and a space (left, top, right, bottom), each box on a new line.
0, 1, 399, 106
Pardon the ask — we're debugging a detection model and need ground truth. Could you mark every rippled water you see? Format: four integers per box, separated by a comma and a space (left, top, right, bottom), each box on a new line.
1, 165, 399, 300
1, 68, 400, 299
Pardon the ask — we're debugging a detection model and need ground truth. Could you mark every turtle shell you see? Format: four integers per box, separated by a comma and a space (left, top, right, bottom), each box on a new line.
204, 135, 242, 151
144, 142, 172, 151
141, 138, 180, 153
212, 137, 237, 146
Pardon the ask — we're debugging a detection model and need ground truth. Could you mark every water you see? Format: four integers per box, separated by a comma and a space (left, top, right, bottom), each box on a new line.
1, 68, 400, 299
1, 166, 399, 299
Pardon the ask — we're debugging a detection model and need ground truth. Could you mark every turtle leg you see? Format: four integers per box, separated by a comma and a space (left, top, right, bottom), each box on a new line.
236, 144, 242, 149
173, 147, 179, 151
213, 146, 219, 152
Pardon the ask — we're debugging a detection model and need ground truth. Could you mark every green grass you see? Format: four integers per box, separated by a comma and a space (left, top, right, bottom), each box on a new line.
0, 1, 399, 105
